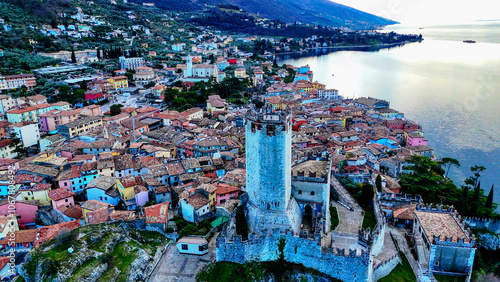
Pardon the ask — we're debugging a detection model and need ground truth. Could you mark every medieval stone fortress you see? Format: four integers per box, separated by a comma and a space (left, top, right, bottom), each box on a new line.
216, 107, 478, 282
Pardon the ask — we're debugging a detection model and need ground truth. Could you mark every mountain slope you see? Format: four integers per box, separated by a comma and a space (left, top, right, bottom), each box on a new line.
137, 0, 398, 28
218, 0, 398, 28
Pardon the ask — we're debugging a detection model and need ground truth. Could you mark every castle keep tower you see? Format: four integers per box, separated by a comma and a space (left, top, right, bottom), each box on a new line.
245, 108, 300, 232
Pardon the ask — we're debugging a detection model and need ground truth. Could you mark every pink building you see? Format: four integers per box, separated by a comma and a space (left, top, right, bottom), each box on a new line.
0, 202, 38, 224
48, 188, 75, 211
81, 105, 102, 116
38, 109, 81, 133
406, 132, 428, 147
215, 184, 240, 206
134, 185, 149, 207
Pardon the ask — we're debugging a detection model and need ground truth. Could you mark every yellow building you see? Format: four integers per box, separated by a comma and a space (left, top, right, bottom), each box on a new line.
57, 116, 103, 138
117, 176, 136, 201
81, 200, 115, 224
202, 184, 217, 210
18, 183, 52, 206
0, 216, 19, 238
108, 76, 129, 90
97, 159, 115, 178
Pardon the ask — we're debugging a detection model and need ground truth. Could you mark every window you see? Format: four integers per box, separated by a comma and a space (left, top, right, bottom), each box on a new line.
267, 125, 276, 136
181, 244, 188, 250
311, 191, 315, 196
298, 190, 302, 195
65, 199, 68, 202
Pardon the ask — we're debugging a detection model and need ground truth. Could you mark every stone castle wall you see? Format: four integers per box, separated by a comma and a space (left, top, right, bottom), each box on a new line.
217, 229, 370, 281
372, 252, 401, 282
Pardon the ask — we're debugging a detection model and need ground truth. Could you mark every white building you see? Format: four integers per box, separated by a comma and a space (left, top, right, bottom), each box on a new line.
119, 56, 145, 70
0, 140, 16, 159
0, 95, 20, 115
9, 121, 40, 148
183, 55, 219, 82
318, 89, 341, 101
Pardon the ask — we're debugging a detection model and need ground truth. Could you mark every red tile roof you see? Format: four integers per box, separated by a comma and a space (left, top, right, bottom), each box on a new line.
15, 173, 45, 184
216, 184, 240, 195
0, 229, 37, 245
20, 183, 51, 191
34, 220, 80, 248
144, 202, 169, 224
86, 208, 110, 224
60, 205, 83, 219
185, 193, 209, 210
48, 188, 75, 201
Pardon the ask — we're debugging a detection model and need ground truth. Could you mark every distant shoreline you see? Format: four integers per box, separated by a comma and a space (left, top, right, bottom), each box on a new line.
274, 40, 422, 56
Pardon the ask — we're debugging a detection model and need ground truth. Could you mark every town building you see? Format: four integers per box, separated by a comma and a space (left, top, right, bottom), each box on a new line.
0, 73, 36, 90
119, 56, 145, 70
57, 116, 103, 138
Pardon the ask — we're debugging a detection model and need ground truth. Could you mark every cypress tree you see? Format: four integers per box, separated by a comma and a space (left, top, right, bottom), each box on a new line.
471, 181, 481, 216
458, 186, 470, 215
486, 185, 494, 209
71, 48, 76, 63
235, 205, 248, 240
376, 175, 382, 192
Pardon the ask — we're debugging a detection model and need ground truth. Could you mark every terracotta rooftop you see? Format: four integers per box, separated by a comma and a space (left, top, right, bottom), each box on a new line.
393, 204, 417, 220
215, 184, 240, 195
144, 202, 169, 224
0, 229, 37, 245
60, 205, 83, 219
34, 220, 80, 247
86, 208, 110, 225
415, 210, 469, 243
185, 193, 209, 210
48, 188, 75, 201
20, 183, 52, 191
81, 199, 111, 211
15, 173, 45, 184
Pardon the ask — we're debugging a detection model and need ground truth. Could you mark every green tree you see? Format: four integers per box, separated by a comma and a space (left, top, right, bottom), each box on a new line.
172, 97, 187, 109
457, 186, 470, 215
144, 81, 156, 89
110, 104, 122, 116
376, 174, 382, 192
486, 185, 495, 210
235, 205, 248, 240
58, 84, 72, 100
71, 48, 76, 63
439, 157, 460, 182
9, 132, 25, 158
471, 181, 481, 216
360, 184, 375, 206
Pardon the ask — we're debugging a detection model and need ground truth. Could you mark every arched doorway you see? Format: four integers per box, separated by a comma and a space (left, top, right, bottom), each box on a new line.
303, 204, 313, 230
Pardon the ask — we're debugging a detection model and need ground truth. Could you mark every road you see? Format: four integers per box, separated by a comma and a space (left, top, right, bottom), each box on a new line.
149, 235, 217, 282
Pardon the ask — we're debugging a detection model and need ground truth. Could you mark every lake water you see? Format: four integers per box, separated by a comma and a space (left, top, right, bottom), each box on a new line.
279, 21, 500, 204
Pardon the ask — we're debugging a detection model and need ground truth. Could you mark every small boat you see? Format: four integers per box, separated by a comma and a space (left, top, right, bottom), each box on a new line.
419, 27, 424, 29
463, 40, 476, 43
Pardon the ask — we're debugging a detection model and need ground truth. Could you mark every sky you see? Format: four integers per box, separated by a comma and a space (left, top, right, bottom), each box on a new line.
332, 0, 500, 25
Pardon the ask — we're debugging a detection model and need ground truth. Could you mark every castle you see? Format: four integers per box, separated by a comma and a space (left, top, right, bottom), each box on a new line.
216, 108, 373, 281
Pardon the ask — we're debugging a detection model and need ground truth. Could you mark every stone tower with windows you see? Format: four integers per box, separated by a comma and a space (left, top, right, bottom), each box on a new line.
245, 108, 302, 233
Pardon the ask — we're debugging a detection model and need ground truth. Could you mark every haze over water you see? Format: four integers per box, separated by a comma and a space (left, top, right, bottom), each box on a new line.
279, 21, 500, 204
